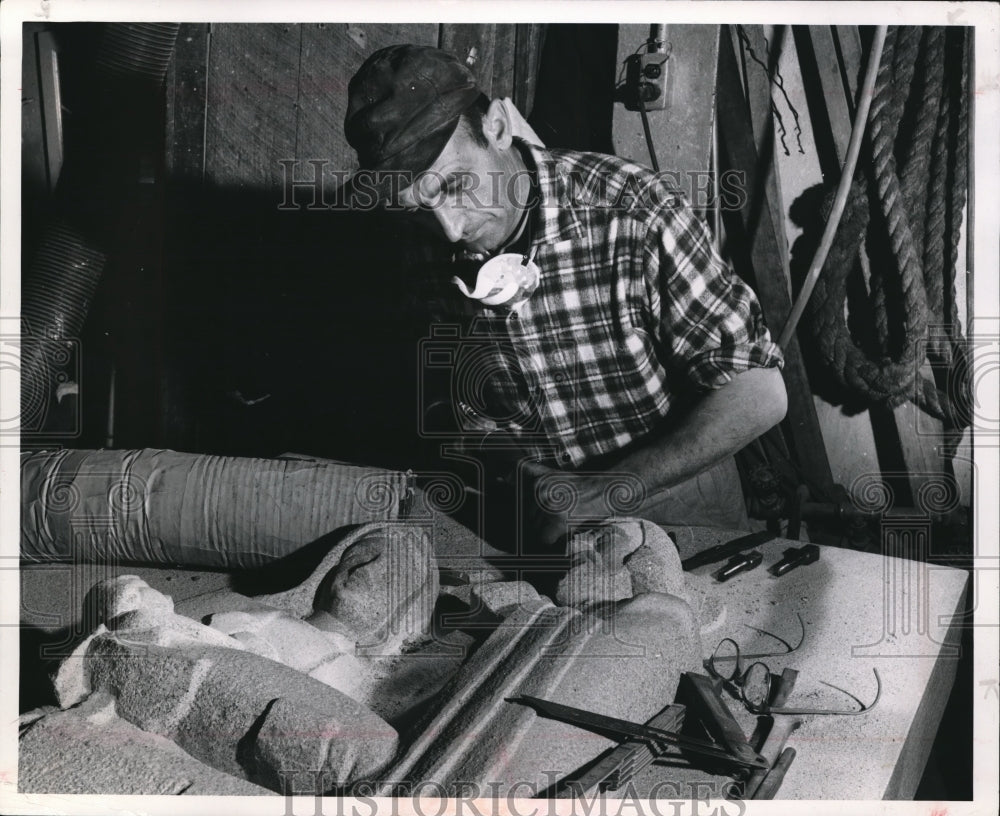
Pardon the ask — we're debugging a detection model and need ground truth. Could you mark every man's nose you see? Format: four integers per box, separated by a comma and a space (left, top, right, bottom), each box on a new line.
433, 205, 465, 244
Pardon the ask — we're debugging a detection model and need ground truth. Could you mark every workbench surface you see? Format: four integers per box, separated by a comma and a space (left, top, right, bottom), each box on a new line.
18, 521, 969, 800
644, 525, 970, 800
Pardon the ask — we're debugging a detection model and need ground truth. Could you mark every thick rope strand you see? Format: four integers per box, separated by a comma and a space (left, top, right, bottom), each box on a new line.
801, 25, 970, 429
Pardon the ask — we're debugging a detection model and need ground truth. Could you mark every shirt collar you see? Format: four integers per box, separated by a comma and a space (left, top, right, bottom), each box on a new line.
516, 139, 587, 246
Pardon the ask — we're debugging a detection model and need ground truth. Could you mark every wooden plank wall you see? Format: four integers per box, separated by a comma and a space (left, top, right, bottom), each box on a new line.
168, 22, 543, 191
163, 23, 543, 461
716, 28, 836, 495
611, 23, 970, 511
612, 25, 720, 195
163, 22, 968, 507
728, 24, 969, 508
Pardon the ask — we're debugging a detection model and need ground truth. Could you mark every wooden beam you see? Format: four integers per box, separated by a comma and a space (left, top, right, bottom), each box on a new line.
203, 24, 302, 192
513, 24, 546, 114
490, 25, 518, 100
832, 25, 864, 107
717, 26, 835, 492
440, 24, 498, 95
165, 23, 210, 183
802, 25, 952, 506
738, 24, 791, 295
21, 24, 51, 235
796, 26, 854, 169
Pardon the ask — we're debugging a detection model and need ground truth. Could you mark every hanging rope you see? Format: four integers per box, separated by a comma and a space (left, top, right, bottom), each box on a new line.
803, 26, 971, 430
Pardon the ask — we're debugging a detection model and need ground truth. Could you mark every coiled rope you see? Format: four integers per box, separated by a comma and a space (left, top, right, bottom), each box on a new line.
803, 26, 971, 430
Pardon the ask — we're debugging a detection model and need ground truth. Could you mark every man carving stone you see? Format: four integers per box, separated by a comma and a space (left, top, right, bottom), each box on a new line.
344, 45, 787, 550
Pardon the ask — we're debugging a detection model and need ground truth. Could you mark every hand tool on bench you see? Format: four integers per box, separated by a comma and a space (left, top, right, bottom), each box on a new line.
753, 747, 797, 799
746, 718, 802, 798
682, 530, 776, 571
769, 544, 820, 576
714, 549, 763, 582
743, 668, 802, 798
551, 703, 687, 796
505, 695, 768, 771
674, 672, 768, 774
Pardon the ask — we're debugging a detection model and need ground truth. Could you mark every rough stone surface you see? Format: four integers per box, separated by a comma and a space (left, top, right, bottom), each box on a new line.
406, 488, 510, 572
174, 585, 272, 623
382, 598, 567, 792
556, 559, 633, 607
250, 695, 396, 795
90, 574, 249, 650
383, 592, 701, 795
555, 522, 640, 606
307, 653, 372, 704
55, 576, 251, 711
358, 631, 478, 725
439, 583, 475, 605
56, 576, 400, 792
439, 565, 509, 585
622, 522, 685, 596
556, 519, 685, 607
257, 522, 439, 655
206, 607, 349, 672
19, 692, 272, 795
471, 580, 544, 619
52, 626, 104, 708
306, 631, 477, 728
80, 633, 398, 791
33, 523, 697, 798
127, 560, 458, 736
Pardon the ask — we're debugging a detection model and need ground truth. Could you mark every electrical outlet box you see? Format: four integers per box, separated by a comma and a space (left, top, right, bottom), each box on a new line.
623, 52, 670, 111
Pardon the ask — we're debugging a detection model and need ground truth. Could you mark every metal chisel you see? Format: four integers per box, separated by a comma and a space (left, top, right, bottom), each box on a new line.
769, 544, 820, 576
506, 695, 769, 770
682, 530, 776, 571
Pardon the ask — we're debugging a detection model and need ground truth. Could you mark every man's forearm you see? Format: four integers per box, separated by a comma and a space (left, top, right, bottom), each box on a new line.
601, 366, 787, 495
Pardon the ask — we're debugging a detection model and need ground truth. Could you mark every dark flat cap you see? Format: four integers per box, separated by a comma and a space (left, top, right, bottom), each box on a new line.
345, 44, 483, 179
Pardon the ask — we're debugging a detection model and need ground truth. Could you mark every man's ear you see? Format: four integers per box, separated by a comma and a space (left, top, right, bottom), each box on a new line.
483, 98, 514, 149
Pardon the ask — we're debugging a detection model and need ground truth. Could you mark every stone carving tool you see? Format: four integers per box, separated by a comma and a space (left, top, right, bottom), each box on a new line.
714, 550, 763, 582
681, 530, 776, 571
769, 544, 820, 576
551, 704, 687, 796
675, 672, 766, 773
742, 666, 801, 798
753, 746, 797, 799
505, 695, 768, 770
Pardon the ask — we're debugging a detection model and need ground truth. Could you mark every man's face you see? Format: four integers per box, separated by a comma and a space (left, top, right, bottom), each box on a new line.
396, 109, 526, 254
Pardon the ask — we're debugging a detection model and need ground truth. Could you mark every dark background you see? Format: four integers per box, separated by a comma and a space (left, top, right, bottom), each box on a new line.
19, 21, 974, 800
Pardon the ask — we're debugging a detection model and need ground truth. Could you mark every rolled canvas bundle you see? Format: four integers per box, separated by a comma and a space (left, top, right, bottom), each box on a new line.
21, 448, 412, 569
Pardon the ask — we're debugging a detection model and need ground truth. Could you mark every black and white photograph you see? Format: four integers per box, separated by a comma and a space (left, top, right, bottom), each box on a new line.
1, 1, 998, 814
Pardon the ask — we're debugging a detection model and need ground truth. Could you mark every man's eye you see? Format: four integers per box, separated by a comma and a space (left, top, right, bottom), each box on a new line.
443, 175, 466, 194
417, 175, 441, 199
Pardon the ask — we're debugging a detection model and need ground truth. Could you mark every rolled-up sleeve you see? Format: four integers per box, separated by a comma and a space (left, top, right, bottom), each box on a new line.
647, 199, 784, 391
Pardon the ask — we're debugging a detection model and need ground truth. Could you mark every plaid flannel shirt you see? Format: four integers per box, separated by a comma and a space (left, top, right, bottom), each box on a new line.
442, 141, 783, 468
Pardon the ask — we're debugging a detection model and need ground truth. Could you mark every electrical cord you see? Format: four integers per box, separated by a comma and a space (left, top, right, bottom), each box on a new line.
615, 34, 668, 173
778, 25, 887, 348
638, 100, 660, 172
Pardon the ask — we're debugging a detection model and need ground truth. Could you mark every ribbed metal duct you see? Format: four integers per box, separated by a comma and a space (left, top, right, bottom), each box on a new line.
94, 23, 181, 84
21, 23, 180, 433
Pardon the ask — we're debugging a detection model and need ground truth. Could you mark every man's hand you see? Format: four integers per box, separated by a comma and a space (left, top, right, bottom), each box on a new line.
519, 367, 787, 546
520, 460, 602, 549
519, 460, 647, 550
